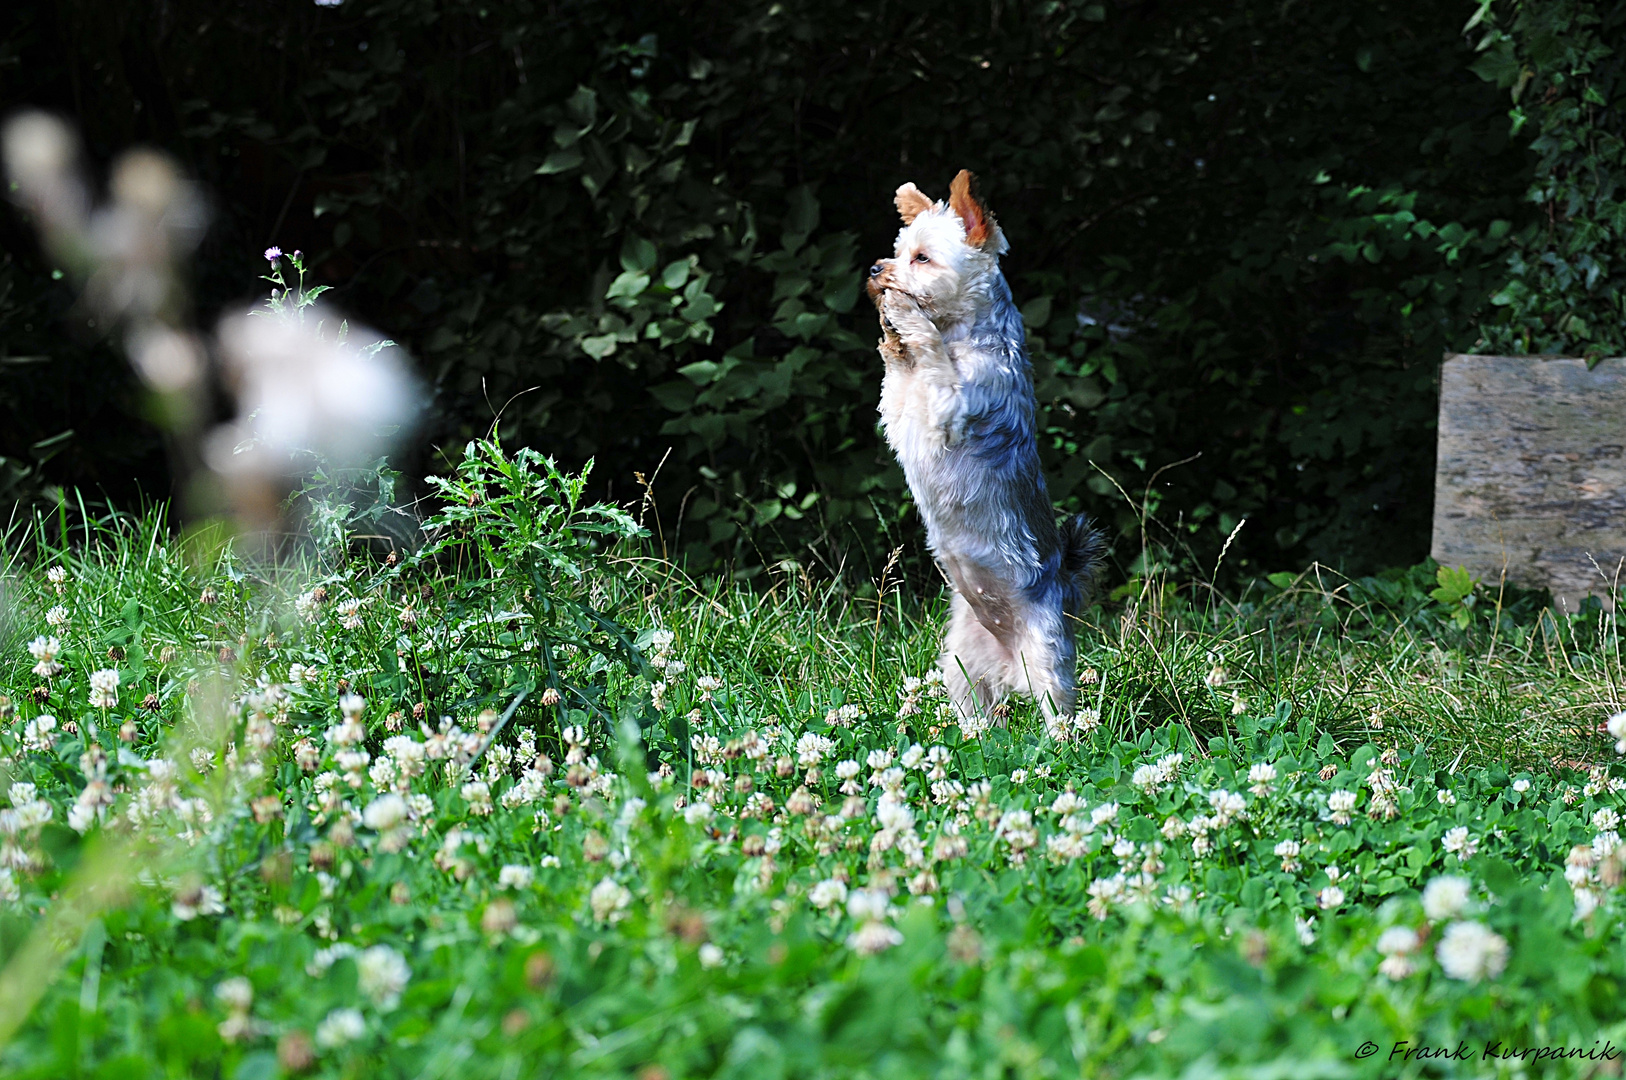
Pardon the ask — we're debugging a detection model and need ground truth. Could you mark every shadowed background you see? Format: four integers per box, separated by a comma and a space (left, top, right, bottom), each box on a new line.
1, 0, 1619, 586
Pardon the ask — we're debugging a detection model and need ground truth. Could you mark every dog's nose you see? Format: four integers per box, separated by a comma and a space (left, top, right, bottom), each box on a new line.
869, 263, 884, 277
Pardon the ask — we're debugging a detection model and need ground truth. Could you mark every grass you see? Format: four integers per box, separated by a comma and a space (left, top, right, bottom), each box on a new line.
1, 468, 1626, 1079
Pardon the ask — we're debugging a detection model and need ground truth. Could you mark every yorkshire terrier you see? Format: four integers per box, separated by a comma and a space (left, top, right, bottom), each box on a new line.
866, 170, 1105, 722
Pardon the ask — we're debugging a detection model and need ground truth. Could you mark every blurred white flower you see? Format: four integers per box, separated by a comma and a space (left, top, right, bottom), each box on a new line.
1512, 778, 1531, 793
684, 801, 715, 826
356, 944, 410, 1010
1376, 926, 1419, 956
89, 668, 120, 709
1422, 876, 1472, 921
172, 884, 224, 921
498, 865, 535, 890
27, 636, 63, 678
1441, 826, 1477, 859
1608, 711, 1626, 754
315, 1007, 366, 1048
589, 877, 632, 924
208, 303, 419, 480
21, 714, 57, 753
1318, 885, 1345, 909
846, 920, 903, 955
362, 794, 408, 832
461, 781, 493, 816
846, 889, 891, 922
698, 943, 725, 968
809, 879, 848, 910
214, 976, 254, 1012
1436, 921, 1508, 982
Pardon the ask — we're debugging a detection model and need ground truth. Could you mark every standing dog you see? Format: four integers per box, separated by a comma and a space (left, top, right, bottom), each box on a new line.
866, 170, 1105, 722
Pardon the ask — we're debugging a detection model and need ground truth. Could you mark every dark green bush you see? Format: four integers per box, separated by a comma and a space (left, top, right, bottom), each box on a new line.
0, 0, 1612, 581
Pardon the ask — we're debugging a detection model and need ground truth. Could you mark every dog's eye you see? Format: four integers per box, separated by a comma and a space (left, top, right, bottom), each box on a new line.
913, 252, 930, 263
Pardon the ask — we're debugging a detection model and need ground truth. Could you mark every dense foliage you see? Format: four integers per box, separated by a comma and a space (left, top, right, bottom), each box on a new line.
3, 482, 1626, 1076
1472, 0, 1626, 358
0, 0, 1618, 581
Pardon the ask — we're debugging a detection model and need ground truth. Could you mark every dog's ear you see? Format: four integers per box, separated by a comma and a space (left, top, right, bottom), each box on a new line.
895, 183, 933, 224
948, 170, 996, 248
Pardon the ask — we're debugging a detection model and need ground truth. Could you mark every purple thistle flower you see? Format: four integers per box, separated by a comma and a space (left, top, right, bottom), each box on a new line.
264, 246, 283, 263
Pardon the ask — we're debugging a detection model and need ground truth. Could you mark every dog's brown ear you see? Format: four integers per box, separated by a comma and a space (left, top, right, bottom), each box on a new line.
948, 169, 995, 248
895, 182, 932, 224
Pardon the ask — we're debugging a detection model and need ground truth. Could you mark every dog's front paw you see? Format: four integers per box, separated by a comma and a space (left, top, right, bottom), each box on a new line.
881, 289, 938, 345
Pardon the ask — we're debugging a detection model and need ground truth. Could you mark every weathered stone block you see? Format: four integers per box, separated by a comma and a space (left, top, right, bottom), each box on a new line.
1431, 354, 1626, 611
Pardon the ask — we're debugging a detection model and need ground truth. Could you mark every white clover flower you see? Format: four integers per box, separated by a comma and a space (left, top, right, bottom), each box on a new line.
809, 879, 848, 910
1436, 788, 1457, 806
356, 944, 411, 1010
1051, 791, 1082, 816
1208, 789, 1245, 819
26, 636, 62, 678
1441, 826, 1477, 859
88, 668, 120, 709
214, 976, 254, 1012
1318, 885, 1345, 909
1295, 916, 1317, 945
589, 877, 632, 924
1422, 876, 1472, 921
1377, 954, 1415, 980
362, 794, 408, 832
875, 795, 914, 834
1377, 926, 1419, 956
900, 744, 924, 770
1512, 778, 1531, 793
1435, 920, 1508, 982
315, 1007, 366, 1048
67, 801, 97, 834
1592, 808, 1620, 832
795, 732, 834, 767
172, 884, 224, 921
835, 760, 860, 781
1091, 802, 1120, 828
1073, 708, 1102, 734
46, 566, 67, 587
45, 605, 69, 628
339, 694, 366, 719
846, 889, 891, 922
684, 801, 715, 826
497, 865, 535, 891
460, 781, 492, 816
1608, 711, 1626, 754
846, 920, 903, 955
698, 943, 725, 968
1248, 762, 1277, 786
1009, 768, 1028, 785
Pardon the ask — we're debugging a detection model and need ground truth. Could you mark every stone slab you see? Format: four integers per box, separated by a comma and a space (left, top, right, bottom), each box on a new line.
1431, 354, 1626, 611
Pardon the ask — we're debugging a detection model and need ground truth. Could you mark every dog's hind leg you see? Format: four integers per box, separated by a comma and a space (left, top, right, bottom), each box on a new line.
939, 591, 1010, 718
1009, 624, 1078, 724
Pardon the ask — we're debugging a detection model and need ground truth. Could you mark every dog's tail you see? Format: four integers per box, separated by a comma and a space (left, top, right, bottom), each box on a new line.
1060, 513, 1108, 613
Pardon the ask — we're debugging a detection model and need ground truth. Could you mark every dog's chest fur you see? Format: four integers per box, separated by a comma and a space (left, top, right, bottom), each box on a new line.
878, 279, 1059, 611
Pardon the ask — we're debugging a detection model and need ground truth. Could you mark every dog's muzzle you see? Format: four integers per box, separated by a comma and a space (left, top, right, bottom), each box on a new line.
865, 261, 894, 306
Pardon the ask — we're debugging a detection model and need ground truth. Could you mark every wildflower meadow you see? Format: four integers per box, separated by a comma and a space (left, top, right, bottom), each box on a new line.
2, 451, 1626, 1078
